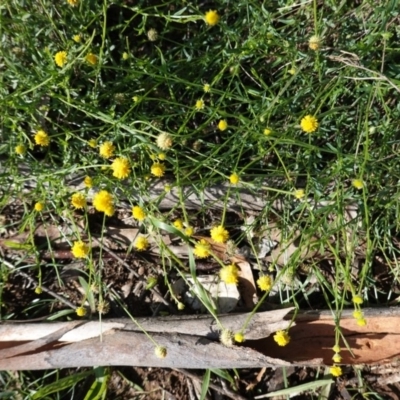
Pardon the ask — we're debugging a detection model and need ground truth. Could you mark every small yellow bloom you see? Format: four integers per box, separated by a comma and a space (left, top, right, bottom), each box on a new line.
330, 365, 342, 377
76, 306, 87, 317
185, 226, 194, 236
73, 34, 81, 43
264, 128, 272, 136
309, 35, 321, 50
332, 344, 341, 353
34, 286, 43, 295
352, 310, 363, 319
220, 264, 240, 285
71, 240, 90, 258
34, 202, 44, 212
219, 329, 234, 347
111, 157, 131, 179
273, 330, 290, 346
352, 295, 363, 305
164, 184, 171, 192
193, 239, 211, 258
132, 95, 139, 103
15, 144, 26, 155
99, 141, 115, 158
210, 225, 229, 243
151, 162, 166, 177
332, 353, 342, 363
234, 333, 245, 343
34, 130, 50, 146
173, 219, 184, 230
218, 119, 228, 131
294, 189, 305, 199
352, 179, 364, 190
85, 52, 98, 65
54, 51, 67, 67
154, 346, 167, 358
257, 275, 273, 291
122, 52, 129, 60
156, 132, 173, 150
205, 10, 220, 26
356, 318, 367, 327
132, 205, 146, 221
288, 67, 296, 75
71, 193, 86, 209
229, 173, 239, 185
88, 139, 97, 148
134, 236, 149, 251
83, 176, 93, 188
195, 99, 205, 110
158, 152, 166, 160
147, 28, 158, 41
177, 302, 185, 310
93, 190, 114, 216
203, 83, 211, 93
300, 115, 319, 133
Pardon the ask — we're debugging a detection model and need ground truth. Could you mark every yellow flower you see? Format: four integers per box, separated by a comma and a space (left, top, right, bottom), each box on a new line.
332, 353, 342, 363
309, 35, 321, 50
71, 193, 86, 209
99, 141, 115, 158
154, 346, 167, 359
173, 219, 184, 230
71, 240, 90, 258
86, 52, 98, 65
210, 225, 229, 243
332, 344, 341, 353
205, 10, 220, 26
93, 190, 114, 216
352, 179, 364, 190
34, 130, 50, 146
185, 226, 194, 236
300, 115, 319, 133
73, 34, 81, 43
15, 144, 26, 155
177, 302, 185, 310
54, 51, 67, 67
122, 52, 129, 60
193, 239, 211, 258
158, 152, 166, 160
234, 333, 245, 343
34, 202, 44, 212
34, 286, 43, 295
273, 330, 290, 346
219, 329, 234, 347
229, 173, 239, 185
356, 318, 367, 327
294, 189, 305, 199
164, 184, 171, 192
88, 139, 97, 148
257, 275, 273, 291
195, 99, 205, 110
132, 205, 146, 221
147, 28, 158, 41
220, 264, 239, 285
83, 176, 93, 188
76, 306, 87, 317
111, 157, 131, 179
218, 119, 228, 131
264, 128, 272, 136
156, 132, 173, 150
352, 295, 363, 305
352, 310, 363, 319
151, 162, 165, 177
203, 83, 211, 92
330, 365, 342, 377
134, 236, 149, 251
288, 67, 296, 75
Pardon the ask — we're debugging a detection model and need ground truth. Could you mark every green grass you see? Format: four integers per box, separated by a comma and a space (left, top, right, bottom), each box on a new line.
2, 0, 400, 397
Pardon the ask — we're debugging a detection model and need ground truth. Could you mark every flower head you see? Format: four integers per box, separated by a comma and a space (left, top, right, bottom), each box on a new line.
352, 295, 363, 305
134, 236, 149, 251
273, 330, 290, 346
352, 179, 364, 190
154, 346, 167, 358
203, 83, 211, 93
218, 119, 228, 131
15, 144, 26, 155
34, 130, 50, 146
76, 306, 87, 317
54, 51, 67, 67
205, 10, 220, 26
193, 239, 211, 258
132, 206, 146, 221
73, 34, 81, 43
93, 190, 114, 216
294, 189, 305, 199
185, 226, 194, 236
257, 275, 273, 291
173, 219, 184, 230
158, 153, 166, 160
151, 162, 165, 177
111, 157, 131, 179
34, 202, 44, 212
71, 193, 86, 209
234, 333, 245, 343
220, 264, 240, 285
195, 99, 205, 110
332, 344, 341, 353
210, 225, 229, 243
88, 139, 97, 148
330, 365, 342, 377
264, 128, 272, 136
86, 52, 98, 65
147, 28, 158, 41
35, 286, 42, 294
219, 329, 234, 347
300, 115, 319, 133
356, 318, 367, 327
332, 353, 342, 363
156, 132, 173, 150
84, 176, 93, 188
229, 173, 239, 185
309, 35, 321, 50
352, 310, 363, 319
71, 240, 90, 258
177, 302, 185, 310
99, 141, 115, 159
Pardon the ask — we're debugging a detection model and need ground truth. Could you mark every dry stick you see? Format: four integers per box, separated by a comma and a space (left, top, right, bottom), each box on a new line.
1, 258, 77, 311
174, 369, 248, 400
90, 236, 176, 313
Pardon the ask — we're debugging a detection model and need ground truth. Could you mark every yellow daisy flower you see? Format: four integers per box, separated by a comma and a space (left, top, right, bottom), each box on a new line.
132, 205, 146, 221
193, 239, 211, 258
330, 365, 342, 377
111, 157, 131, 179
83, 176, 93, 188
257, 275, 273, 291
154, 346, 167, 358
220, 264, 239, 285
234, 333, 245, 343
210, 225, 229, 243
86, 52, 98, 65
294, 189, 305, 199
54, 51, 67, 67
352, 295, 363, 305
34, 130, 50, 146
15, 144, 26, 155
76, 306, 87, 317
195, 99, 205, 110
73, 34, 81, 43
229, 173, 239, 185
218, 119, 228, 131
185, 226, 194, 236
204, 10, 220, 26
71, 240, 90, 258
151, 162, 165, 177
203, 83, 211, 93
134, 236, 149, 251
309, 35, 321, 50
99, 141, 115, 159
173, 219, 184, 230
300, 115, 319, 133
273, 330, 290, 346
352, 179, 364, 190
34, 202, 44, 212
93, 190, 114, 216
71, 193, 86, 209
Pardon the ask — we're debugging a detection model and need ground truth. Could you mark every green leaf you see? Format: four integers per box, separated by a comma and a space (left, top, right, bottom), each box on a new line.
200, 369, 211, 400
260, 379, 333, 398
83, 367, 109, 400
